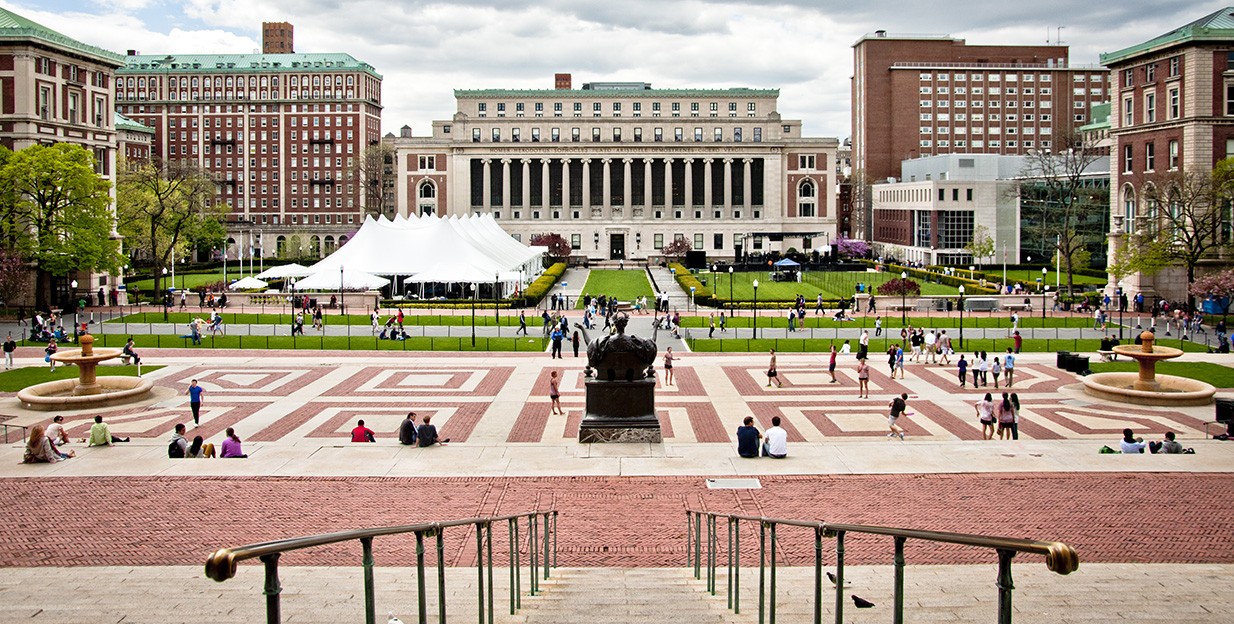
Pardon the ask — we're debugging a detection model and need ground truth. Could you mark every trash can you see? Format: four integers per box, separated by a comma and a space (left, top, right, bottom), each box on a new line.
1056, 351, 1071, 369
1067, 355, 1090, 374
1216, 398, 1234, 422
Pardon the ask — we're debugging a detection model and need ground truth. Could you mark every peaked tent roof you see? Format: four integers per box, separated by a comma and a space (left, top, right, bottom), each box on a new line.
0, 8, 125, 65
1102, 7, 1234, 65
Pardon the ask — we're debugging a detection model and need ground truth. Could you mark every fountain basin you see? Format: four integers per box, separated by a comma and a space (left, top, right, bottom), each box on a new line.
17, 376, 156, 411
1081, 372, 1215, 406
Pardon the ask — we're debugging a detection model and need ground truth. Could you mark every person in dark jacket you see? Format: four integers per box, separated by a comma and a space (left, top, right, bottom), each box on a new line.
417, 414, 449, 447
399, 412, 419, 446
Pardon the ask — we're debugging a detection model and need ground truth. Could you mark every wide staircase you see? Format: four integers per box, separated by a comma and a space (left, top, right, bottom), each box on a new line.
203, 509, 1080, 624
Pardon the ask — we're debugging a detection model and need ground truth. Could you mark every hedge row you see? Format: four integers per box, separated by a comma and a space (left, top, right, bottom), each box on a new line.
520, 262, 567, 307
668, 262, 719, 307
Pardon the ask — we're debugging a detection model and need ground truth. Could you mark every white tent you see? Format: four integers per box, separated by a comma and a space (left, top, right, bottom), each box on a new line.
256, 263, 313, 280
294, 268, 389, 291
228, 276, 269, 290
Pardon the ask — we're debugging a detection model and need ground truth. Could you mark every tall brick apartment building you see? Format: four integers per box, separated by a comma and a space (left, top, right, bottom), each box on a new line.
852, 33, 1111, 239
1102, 8, 1234, 303
115, 24, 382, 260
390, 76, 838, 262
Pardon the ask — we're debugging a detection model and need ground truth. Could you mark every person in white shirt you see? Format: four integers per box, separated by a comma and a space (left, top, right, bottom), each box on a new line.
45, 415, 69, 446
762, 416, 788, 458
924, 330, 937, 363
1120, 428, 1148, 454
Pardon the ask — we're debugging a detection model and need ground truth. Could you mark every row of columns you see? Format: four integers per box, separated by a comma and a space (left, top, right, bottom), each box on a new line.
477, 157, 756, 211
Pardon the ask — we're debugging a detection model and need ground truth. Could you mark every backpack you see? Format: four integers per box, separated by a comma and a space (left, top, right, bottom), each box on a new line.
168, 438, 185, 458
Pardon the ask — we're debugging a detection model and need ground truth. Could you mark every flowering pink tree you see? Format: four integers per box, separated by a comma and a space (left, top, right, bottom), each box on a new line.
1190, 270, 1234, 317
0, 248, 29, 308
834, 235, 870, 260
876, 278, 921, 297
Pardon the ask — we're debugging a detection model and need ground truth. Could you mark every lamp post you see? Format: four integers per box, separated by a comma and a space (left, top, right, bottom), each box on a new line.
958, 285, 966, 350
495, 272, 500, 329
1042, 267, 1049, 326
161, 267, 169, 321
1117, 282, 1125, 341
690, 286, 696, 312
1001, 243, 1007, 294
470, 283, 477, 347
70, 279, 78, 341
969, 265, 975, 282
752, 279, 759, 340
339, 266, 345, 315
728, 266, 734, 319
900, 270, 908, 326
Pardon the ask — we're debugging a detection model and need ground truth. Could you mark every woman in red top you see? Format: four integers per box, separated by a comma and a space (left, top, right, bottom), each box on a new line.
351, 419, 376, 443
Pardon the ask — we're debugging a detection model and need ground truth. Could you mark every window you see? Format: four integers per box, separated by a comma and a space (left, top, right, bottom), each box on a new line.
612, 102, 621, 113
1123, 69, 1134, 86
674, 127, 683, 142
1146, 64, 1156, 82
693, 127, 703, 142
571, 234, 581, 250
798, 155, 815, 170
634, 127, 642, 142
551, 127, 560, 142
478, 103, 487, 114
492, 128, 501, 142
571, 127, 580, 142
1123, 97, 1133, 124
1145, 93, 1156, 123
1169, 140, 1179, 170
654, 127, 663, 142
713, 128, 722, 142
734, 127, 742, 142
654, 233, 664, 249
1123, 144, 1133, 173
753, 127, 762, 142
1145, 143, 1155, 172
1169, 57, 1180, 77
1226, 83, 1234, 116
714, 233, 724, 250
472, 128, 481, 142
1168, 88, 1180, 119
694, 234, 704, 249
613, 128, 621, 142
512, 128, 521, 142
532, 127, 541, 142
419, 155, 435, 170
592, 127, 601, 142
573, 103, 582, 113
798, 179, 816, 217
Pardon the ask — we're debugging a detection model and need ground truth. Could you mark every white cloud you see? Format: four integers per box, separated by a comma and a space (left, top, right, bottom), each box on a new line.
6, 0, 1231, 139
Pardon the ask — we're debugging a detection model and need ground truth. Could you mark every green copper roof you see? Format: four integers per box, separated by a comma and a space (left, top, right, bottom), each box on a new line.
0, 7, 124, 64
1101, 7, 1234, 65
1078, 102, 1110, 133
454, 87, 778, 98
115, 113, 153, 134
118, 53, 381, 78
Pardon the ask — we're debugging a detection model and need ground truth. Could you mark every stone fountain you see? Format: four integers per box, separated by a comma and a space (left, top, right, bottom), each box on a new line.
1082, 330, 1215, 406
16, 334, 155, 411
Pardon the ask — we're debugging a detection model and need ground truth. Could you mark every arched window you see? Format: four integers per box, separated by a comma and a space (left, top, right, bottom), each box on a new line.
798, 179, 817, 217
799, 179, 816, 198
338, 235, 349, 247
419, 180, 436, 198
310, 235, 321, 257
276, 235, 287, 255
1121, 184, 1136, 232
324, 235, 336, 254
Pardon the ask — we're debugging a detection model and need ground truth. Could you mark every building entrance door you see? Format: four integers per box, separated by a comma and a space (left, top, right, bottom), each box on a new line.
609, 233, 625, 260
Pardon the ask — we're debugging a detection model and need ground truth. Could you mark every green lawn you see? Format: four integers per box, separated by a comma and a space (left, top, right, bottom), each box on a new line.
107, 312, 526, 326
576, 270, 653, 308
23, 333, 548, 353
686, 337, 1210, 354
996, 269, 1107, 287
706, 271, 962, 302
0, 365, 163, 392
126, 270, 238, 293
679, 314, 1103, 330
1088, 361, 1234, 388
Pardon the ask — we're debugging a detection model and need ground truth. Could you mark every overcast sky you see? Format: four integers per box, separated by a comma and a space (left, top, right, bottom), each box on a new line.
11, 0, 1224, 137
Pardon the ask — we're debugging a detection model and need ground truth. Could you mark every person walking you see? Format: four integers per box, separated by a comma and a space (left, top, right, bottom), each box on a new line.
45, 339, 58, 372
874, 316, 882, 337
975, 393, 996, 440
186, 379, 205, 426
856, 358, 870, 398
3, 333, 15, 370
571, 330, 581, 357
894, 344, 905, 379
1003, 348, 1016, 387
857, 330, 869, 361
971, 351, 983, 387
957, 354, 968, 388
989, 357, 1002, 389
517, 311, 528, 336
709, 314, 716, 338
767, 349, 782, 388
549, 370, 564, 415
663, 347, 677, 386
827, 344, 838, 383
886, 345, 898, 378
997, 393, 1015, 440
887, 392, 908, 440
938, 330, 951, 366
1008, 393, 1021, 440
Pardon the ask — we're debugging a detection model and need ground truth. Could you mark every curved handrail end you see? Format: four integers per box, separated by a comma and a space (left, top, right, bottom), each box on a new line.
1045, 542, 1081, 575
205, 548, 238, 582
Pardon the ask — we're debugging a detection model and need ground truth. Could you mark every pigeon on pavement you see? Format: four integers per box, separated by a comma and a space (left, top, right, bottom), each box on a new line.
852, 595, 876, 609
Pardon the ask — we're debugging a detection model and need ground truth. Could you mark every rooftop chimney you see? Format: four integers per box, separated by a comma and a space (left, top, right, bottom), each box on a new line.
262, 22, 294, 54
127, 49, 137, 56
554, 73, 572, 90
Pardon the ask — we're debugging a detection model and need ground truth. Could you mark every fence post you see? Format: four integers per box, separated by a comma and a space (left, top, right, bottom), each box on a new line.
893, 536, 906, 624
260, 553, 283, 624
996, 549, 1016, 624
416, 531, 428, 624
361, 537, 376, 624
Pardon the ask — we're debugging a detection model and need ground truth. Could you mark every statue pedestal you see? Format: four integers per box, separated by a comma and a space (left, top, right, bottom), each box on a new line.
578, 378, 661, 443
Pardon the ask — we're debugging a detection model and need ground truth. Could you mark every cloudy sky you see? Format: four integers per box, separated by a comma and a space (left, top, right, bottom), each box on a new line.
10, 0, 1223, 137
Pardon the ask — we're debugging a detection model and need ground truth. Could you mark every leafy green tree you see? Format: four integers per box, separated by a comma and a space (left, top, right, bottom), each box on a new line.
964, 225, 995, 266
0, 144, 120, 310
116, 158, 223, 298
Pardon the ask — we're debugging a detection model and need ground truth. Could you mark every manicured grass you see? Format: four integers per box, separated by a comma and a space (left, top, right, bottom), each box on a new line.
1088, 361, 1234, 388
686, 336, 1210, 354
26, 333, 549, 353
107, 312, 526, 326
997, 269, 1107, 287
706, 271, 961, 302
679, 314, 1102, 330
0, 365, 163, 392
576, 270, 654, 307
126, 270, 235, 293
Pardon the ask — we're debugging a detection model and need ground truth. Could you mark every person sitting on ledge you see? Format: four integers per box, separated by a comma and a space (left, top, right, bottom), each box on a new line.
1150, 431, 1185, 454
761, 416, 788, 459
24, 424, 73, 463
735, 416, 762, 459
416, 414, 449, 447
351, 419, 376, 443
220, 427, 247, 458
1120, 428, 1148, 454
87, 415, 129, 446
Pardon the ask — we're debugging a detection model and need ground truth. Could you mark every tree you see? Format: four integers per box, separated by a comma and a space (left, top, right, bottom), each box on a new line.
0, 144, 120, 310
530, 233, 571, 260
661, 237, 693, 260
834, 235, 870, 260
964, 225, 995, 266
1016, 130, 1109, 296
0, 248, 30, 308
1189, 269, 1234, 318
875, 277, 921, 297
1129, 164, 1234, 308
116, 158, 223, 298
350, 142, 395, 218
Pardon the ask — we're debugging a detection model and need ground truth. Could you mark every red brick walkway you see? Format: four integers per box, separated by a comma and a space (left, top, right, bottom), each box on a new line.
2, 473, 1230, 569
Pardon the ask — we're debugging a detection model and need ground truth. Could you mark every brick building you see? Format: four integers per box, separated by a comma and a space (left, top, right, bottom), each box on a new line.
1102, 7, 1234, 304
391, 75, 838, 262
115, 112, 153, 166
852, 32, 1110, 239
115, 24, 383, 260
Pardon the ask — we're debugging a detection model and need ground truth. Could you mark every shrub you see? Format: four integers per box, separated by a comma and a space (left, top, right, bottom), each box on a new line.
520, 262, 567, 307
668, 262, 717, 307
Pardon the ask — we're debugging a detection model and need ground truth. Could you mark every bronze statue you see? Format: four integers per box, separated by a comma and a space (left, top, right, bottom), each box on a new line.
575, 313, 656, 382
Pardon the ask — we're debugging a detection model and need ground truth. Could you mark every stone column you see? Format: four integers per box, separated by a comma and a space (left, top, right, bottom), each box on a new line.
742, 158, 753, 208
561, 158, 572, 209
622, 158, 633, 210
541, 158, 551, 210
602, 158, 612, 211
723, 158, 733, 210
500, 158, 511, 209
683, 158, 694, 211
521, 159, 532, 211
703, 158, 714, 209
581, 158, 592, 213
664, 158, 674, 208
481, 158, 492, 211
644, 158, 653, 212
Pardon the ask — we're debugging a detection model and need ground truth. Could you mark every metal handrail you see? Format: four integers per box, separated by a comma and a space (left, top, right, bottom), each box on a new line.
686, 510, 1078, 624
206, 510, 557, 624
1, 423, 29, 444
